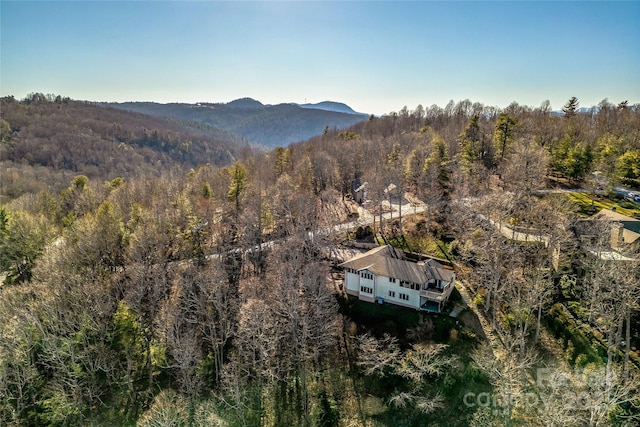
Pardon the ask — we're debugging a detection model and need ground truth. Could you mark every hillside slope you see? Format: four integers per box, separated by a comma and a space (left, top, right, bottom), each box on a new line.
106, 98, 368, 147
0, 96, 250, 198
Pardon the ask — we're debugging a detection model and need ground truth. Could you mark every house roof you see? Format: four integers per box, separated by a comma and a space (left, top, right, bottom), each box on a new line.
425, 258, 456, 282
592, 209, 639, 223
592, 209, 640, 240
339, 245, 454, 284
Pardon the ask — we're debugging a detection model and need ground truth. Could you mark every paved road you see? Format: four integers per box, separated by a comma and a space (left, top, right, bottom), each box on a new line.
310, 196, 426, 240
486, 217, 550, 245
615, 185, 640, 205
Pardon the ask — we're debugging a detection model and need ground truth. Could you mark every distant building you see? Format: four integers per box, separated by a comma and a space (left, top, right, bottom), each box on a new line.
340, 245, 456, 312
351, 178, 367, 205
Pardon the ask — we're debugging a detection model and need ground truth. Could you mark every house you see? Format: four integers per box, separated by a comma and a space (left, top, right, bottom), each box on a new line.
339, 245, 456, 312
592, 209, 640, 251
351, 177, 367, 205
557, 209, 640, 266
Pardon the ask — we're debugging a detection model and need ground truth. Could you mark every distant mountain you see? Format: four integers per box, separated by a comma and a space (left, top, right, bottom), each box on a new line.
0, 96, 248, 195
548, 105, 640, 116
226, 97, 264, 109
105, 99, 368, 148
298, 101, 363, 115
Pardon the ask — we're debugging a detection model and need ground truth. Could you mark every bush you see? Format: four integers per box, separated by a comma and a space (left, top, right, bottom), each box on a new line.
618, 201, 637, 209
355, 225, 373, 240
567, 301, 590, 321
545, 304, 602, 366
473, 288, 486, 308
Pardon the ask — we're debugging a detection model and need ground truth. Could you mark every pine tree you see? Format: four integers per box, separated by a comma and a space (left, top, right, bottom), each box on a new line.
493, 113, 518, 161
562, 96, 579, 118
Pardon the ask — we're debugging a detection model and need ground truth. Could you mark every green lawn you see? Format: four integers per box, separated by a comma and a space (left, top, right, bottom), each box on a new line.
567, 192, 640, 217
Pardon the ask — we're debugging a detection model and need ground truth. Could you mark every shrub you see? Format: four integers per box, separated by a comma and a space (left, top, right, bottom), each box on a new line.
473, 289, 486, 308
546, 303, 602, 367
618, 201, 637, 209
355, 225, 373, 240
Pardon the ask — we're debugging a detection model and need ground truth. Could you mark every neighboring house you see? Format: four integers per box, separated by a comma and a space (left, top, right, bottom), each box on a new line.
557, 209, 640, 266
592, 209, 640, 251
351, 177, 367, 205
339, 245, 456, 312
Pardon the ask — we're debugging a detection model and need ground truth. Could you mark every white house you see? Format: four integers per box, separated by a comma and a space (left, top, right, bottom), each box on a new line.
339, 245, 456, 312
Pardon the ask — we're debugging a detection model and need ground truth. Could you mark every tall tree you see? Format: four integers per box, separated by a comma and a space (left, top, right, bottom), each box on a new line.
0, 209, 55, 285
493, 113, 518, 161
501, 140, 550, 193
562, 96, 579, 118
227, 161, 248, 222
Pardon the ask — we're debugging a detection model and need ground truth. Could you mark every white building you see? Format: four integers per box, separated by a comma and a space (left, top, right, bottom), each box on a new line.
340, 245, 456, 312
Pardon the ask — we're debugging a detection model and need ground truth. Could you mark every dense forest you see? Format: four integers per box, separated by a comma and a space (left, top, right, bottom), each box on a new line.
1, 94, 640, 426
0, 94, 253, 200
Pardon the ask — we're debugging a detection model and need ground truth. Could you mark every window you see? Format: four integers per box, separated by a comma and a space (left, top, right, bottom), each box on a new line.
360, 286, 373, 294
400, 281, 420, 291
399, 293, 409, 301
360, 271, 373, 280
388, 290, 396, 298
389, 277, 396, 283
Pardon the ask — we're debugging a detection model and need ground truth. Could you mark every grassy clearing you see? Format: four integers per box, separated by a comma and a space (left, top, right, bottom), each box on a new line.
380, 232, 453, 263
567, 192, 640, 217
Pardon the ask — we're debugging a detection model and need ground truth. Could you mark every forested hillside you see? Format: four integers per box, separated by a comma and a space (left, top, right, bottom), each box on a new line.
0, 94, 252, 200
1, 96, 640, 426
105, 98, 368, 148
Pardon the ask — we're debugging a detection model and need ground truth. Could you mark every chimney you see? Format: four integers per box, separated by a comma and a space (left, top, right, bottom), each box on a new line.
611, 222, 624, 249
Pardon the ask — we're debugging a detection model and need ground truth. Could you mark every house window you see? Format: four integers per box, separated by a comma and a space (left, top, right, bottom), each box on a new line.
388, 290, 396, 298
389, 277, 396, 283
360, 286, 373, 294
400, 281, 420, 291
360, 271, 373, 280
399, 293, 409, 301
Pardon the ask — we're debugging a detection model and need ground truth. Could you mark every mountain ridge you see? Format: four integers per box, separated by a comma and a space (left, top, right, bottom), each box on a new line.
0, 96, 251, 198
297, 101, 363, 115
104, 98, 368, 148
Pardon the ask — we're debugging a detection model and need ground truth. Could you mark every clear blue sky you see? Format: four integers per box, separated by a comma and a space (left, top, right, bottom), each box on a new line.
1, 1, 639, 115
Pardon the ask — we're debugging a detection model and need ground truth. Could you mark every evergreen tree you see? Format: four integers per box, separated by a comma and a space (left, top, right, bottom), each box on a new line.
562, 96, 579, 118
493, 113, 518, 161
227, 162, 248, 219
616, 150, 640, 181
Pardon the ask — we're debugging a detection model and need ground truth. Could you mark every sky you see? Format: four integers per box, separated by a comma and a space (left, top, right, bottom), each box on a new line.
1, 1, 639, 115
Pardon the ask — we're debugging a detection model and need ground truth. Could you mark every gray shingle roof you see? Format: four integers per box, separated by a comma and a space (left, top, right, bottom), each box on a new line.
339, 245, 454, 285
